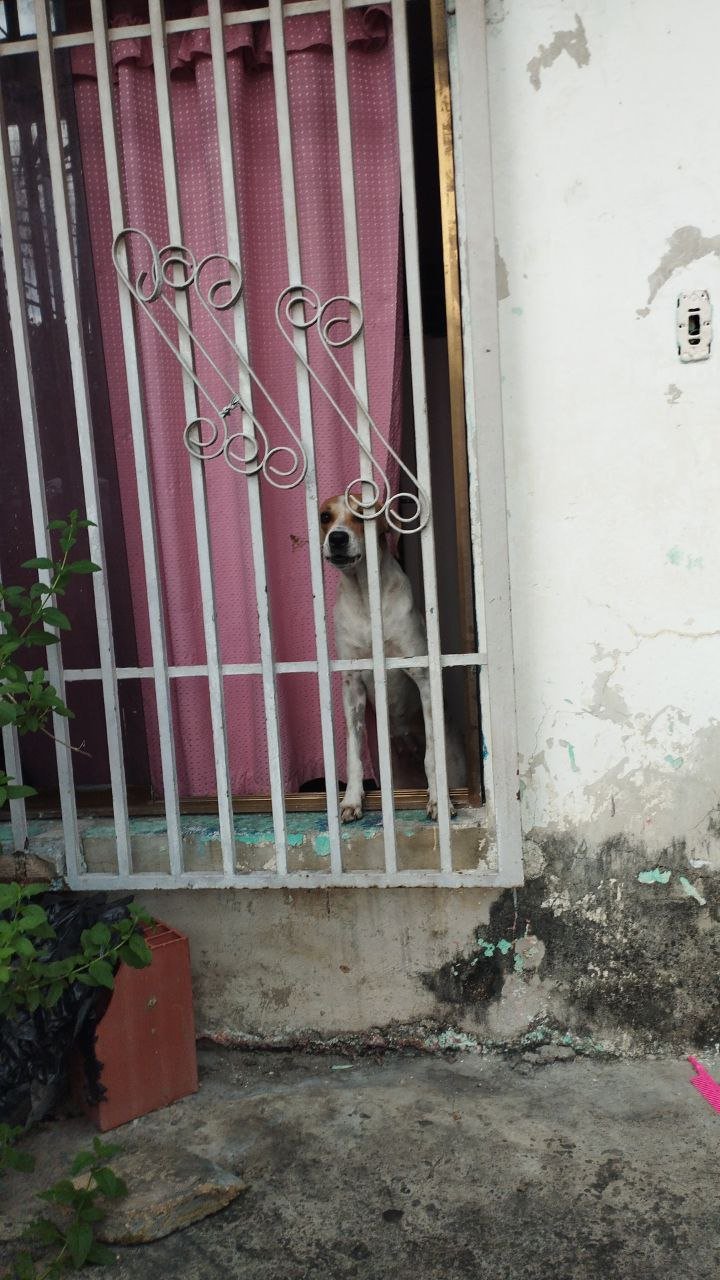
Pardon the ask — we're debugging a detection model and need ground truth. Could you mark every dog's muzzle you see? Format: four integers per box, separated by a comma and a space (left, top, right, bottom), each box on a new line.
326, 528, 360, 566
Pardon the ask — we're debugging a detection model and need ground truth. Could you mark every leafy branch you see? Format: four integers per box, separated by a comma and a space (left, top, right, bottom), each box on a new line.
0, 883, 152, 1020
0, 511, 100, 807
7, 1136, 127, 1278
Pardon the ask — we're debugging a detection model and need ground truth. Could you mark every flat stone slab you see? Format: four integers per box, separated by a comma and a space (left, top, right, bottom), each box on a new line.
0, 1140, 246, 1247
95, 1144, 248, 1244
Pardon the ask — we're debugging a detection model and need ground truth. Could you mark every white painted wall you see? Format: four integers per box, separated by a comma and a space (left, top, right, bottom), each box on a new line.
485, 0, 720, 859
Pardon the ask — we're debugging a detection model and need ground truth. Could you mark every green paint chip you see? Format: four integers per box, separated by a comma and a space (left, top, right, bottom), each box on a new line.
637, 867, 671, 885
559, 740, 580, 772
679, 875, 707, 906
664, 754, 684, 769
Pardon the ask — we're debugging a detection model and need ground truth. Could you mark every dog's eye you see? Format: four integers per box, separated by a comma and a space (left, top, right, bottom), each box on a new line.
320, 511, 332, 525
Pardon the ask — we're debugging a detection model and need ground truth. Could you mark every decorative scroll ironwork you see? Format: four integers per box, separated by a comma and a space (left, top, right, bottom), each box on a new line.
113, 231, 428, 530
112, 228, 307, 489
276, 285, 429, 534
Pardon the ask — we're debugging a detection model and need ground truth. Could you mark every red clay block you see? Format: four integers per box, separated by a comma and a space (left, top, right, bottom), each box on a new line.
87, 923, 198, 1131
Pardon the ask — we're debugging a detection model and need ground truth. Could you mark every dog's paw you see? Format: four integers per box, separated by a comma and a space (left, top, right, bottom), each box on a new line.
426, 795, 456, 821
341, 801, 363, 823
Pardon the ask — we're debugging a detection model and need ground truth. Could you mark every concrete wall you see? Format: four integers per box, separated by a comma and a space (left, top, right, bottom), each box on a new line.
490, 0, 720, 858
140, 1, 720, 1053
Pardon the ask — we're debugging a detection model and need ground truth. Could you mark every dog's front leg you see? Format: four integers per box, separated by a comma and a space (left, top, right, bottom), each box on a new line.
341, 672, 366, 822
412, 670, 456, 821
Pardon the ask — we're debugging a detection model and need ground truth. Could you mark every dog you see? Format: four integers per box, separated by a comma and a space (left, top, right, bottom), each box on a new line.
320, 494, 465, 822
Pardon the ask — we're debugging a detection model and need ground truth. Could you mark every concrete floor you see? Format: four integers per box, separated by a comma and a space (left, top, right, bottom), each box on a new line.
2, 1046, 719, 1279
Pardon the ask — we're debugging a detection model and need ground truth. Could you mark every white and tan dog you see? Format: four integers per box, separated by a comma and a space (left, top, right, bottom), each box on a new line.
320, 494, 465, 822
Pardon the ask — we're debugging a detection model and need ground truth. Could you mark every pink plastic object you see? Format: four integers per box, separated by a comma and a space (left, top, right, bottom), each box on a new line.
688, 1056, 720, 1114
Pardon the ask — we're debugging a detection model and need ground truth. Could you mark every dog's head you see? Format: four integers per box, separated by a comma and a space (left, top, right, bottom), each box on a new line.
319, 495, 388, 572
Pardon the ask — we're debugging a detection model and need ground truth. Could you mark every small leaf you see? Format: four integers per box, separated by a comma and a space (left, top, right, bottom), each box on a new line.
127, 931, 152, 964
67, 560, 102, 575
69, 1149, 98, 1176
88, 958, 115, 989
92, 1137, 121, 1160
6, 784, 37, 799
21, 557, 54, 571
87, 922, 111, 948
44, 981, 64, 1007
66, 1219, 93, 1267
39, 607, 71, 630
119, 943, 150, 969
26, 986, 42, 1013
22, 629, 60, 647
9, 1249, 37, 1279
0, 884, 20, 910
4, 1148, 35, 1173
76, 1202, 104, 1223
38, 1179, 77, 1205
17, 904, 47, 932
93, 1166, 127, 1198
24, 1217, 62, 1245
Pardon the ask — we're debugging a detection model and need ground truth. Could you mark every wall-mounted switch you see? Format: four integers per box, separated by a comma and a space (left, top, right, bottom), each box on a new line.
677, 290, 711, 362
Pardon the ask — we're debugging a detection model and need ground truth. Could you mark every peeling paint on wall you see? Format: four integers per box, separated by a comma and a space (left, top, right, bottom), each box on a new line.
679, 875, 707, 906
495, 238, 510, 300
637, 867, 671, 884
527, 15, 590, 92
646, 225, 720, 306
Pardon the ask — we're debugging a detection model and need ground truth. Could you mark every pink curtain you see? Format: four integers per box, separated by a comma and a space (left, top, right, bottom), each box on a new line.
71, 3, 402, 797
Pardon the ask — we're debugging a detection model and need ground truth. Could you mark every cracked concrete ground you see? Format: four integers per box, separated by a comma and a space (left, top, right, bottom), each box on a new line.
2, 1046, 719, 1279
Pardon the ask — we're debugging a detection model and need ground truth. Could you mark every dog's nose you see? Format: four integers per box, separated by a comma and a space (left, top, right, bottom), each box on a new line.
328, 529, 349, 549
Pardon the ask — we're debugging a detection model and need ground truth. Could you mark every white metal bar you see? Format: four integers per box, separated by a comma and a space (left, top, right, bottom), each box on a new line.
35, 0, 132, 877
0, 0, 375, 59
267, 0, 348, 875
90, 0, 183, 878
147, 0, 237, 879
206, 0, 290, 872
327, 0, 398, 871
390, 0, 453, 867
0, 725, 28, 852
0, 63, 82, 878
58, 651, 488, 681
446, 4, 487, 809
66, 869, 510, 890
451, 0, 523, 883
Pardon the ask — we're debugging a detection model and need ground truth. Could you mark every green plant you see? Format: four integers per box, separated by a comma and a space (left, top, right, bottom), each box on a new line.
8, 1136, 127, 1278
0, 1124, 35, 1178
0, 884, 152, 1019
0, 511, 100, 808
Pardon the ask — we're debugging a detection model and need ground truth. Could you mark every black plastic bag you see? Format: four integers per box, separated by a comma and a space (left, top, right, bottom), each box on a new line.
0, 891, 133, 1128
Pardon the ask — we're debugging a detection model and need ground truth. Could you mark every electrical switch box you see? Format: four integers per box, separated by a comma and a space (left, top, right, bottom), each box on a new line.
677, 290, 711, 362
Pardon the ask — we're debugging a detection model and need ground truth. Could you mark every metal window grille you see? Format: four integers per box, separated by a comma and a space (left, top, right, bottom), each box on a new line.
0, 0, 522, 889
